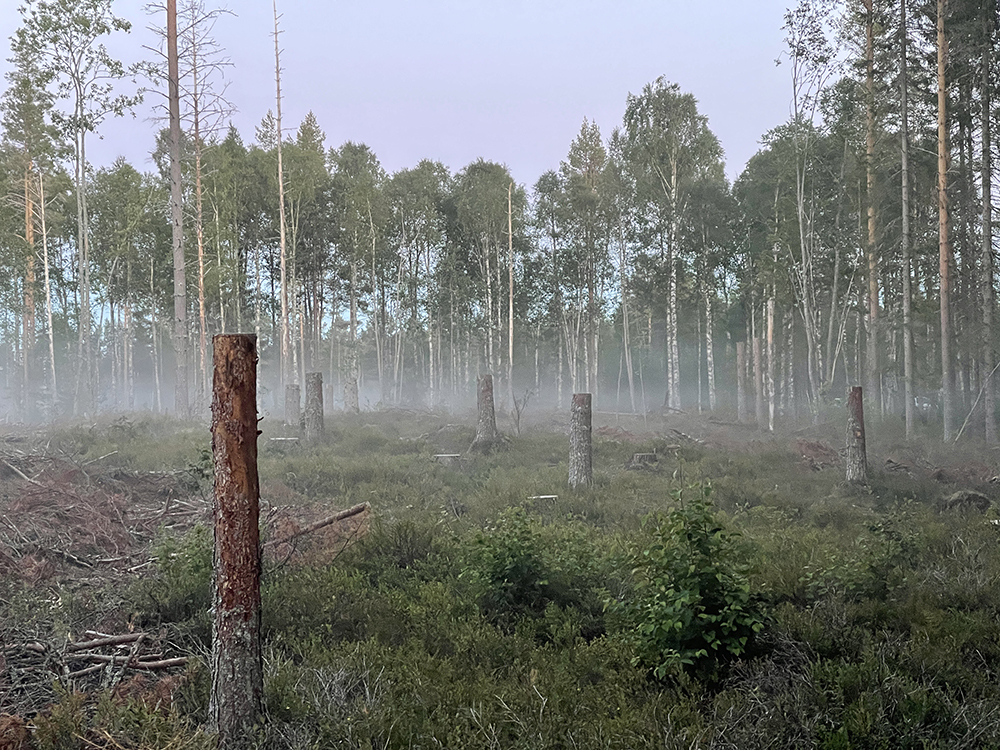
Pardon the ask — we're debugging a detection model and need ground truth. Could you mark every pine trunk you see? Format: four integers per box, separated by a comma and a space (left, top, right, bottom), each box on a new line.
938, 0, 955, 441
846, 386, 868, 483
210, 334, 263, 748
901, 0, 915, 440
982, 9, 996, 443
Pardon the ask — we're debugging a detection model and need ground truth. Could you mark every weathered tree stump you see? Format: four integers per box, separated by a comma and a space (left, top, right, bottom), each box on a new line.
305, 372, 324, 441
344, 377, 359, 413
469, 374, 501, 453
209, 334, 263, 747
284, 384, 300, 431
569, 393, 593, 488
846, 386, 868, 483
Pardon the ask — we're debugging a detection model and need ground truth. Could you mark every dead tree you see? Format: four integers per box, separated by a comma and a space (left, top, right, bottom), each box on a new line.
569, 392, 593, 488
210, 334, 263, 747
305, 372, 324, 441
469, 373, 500, 453
284, 383, 300, 431
846, 386, 868, 483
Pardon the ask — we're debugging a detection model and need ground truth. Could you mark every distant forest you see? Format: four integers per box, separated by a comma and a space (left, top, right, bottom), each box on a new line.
0, 0, 996, 441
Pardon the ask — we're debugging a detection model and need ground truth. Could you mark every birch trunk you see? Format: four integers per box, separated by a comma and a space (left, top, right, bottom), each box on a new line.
168, 0, 188, 416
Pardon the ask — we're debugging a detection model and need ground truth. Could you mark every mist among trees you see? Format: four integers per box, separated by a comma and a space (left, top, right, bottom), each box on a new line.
0, 0, 997, 442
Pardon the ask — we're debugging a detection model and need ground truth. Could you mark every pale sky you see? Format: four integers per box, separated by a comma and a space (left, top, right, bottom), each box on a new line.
1, 0, 795, 186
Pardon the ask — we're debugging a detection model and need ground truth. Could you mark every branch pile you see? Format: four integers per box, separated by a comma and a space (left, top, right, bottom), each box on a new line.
2, 630, 188, 717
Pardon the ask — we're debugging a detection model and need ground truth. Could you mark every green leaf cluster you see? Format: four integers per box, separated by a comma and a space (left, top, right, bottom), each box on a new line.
620, 483, 763, 680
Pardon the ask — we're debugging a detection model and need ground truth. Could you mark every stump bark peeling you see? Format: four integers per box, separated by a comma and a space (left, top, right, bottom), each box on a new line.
846, 386, 868, 483
209, 334, 263, 748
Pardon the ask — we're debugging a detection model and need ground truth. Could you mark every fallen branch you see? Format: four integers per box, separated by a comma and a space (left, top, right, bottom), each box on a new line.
268, 502, 368, 546
67, 633, 144, 652
3, 460, 43, 487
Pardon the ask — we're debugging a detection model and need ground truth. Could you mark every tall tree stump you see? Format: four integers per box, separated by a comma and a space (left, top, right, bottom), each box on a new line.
344, 377, 359, 413
469, 374, 500, 453
284, 384, 300, 431
305, 372, 324, 441
569, 393, 593, 488
846, 386, 868, 483
209, 335, 263, 748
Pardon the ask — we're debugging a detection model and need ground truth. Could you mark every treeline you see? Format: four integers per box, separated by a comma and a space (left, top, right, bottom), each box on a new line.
0, 0, 996, 441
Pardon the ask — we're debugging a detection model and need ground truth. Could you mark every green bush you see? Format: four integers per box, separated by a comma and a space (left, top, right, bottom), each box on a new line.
131, 525, 213, 645
461, 508, 606, 639
617, 483, 764, 680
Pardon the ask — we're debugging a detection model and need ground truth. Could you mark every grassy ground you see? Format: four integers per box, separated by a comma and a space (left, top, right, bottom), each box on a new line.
3, 407, 1000, 748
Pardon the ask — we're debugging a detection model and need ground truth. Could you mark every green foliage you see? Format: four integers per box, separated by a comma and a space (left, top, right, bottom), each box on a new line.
131, 525, 213, 645
618, 483, 764, 680
461, 508, 607, 639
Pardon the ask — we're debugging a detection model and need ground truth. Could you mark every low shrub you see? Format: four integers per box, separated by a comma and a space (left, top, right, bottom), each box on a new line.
615, 483, 764, 681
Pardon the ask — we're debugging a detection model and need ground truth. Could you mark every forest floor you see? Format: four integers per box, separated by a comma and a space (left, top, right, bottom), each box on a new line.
0, 405, 998, 748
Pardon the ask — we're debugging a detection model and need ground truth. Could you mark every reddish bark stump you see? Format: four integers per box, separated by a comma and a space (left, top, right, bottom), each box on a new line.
210, 334, 263, 748
846, 386, 868, 483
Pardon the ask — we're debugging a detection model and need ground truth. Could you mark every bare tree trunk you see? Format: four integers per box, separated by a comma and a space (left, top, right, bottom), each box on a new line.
753, 315, 766, 429
620, 234, 636, 412
901, 0, 915, 440
668, 250, 680, 410
168, 0, 188, 416
938, 0, 955, 441
469, 373, 500, 453
737, 340, 747, 423
846, 386, 868, 483
273, 0, 291, 394
864, 0, 881, 416
982, 8, 997, 443
705, 282, 716, 411
569, 392, 593, 489
38, 171, 56, 405
304, 371, 324, 442
23, 165, 35, 415
767, 296, 776, 432
152, 260, 162, 413
210, 334, 263, 748
507, 181, 515, 407
284, 383, 300, 430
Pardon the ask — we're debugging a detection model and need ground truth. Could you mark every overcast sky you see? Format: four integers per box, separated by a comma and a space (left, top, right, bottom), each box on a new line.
1, 0, 795, 187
